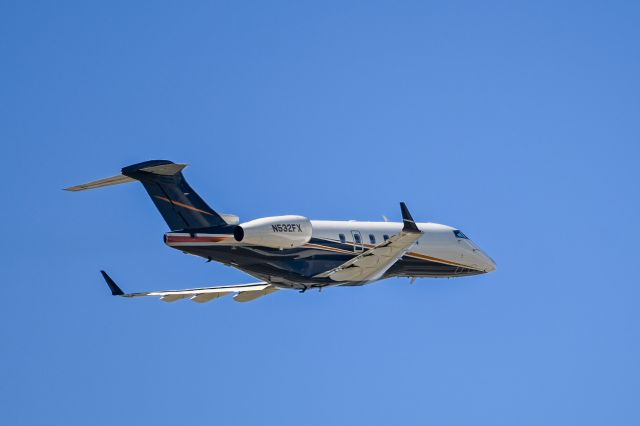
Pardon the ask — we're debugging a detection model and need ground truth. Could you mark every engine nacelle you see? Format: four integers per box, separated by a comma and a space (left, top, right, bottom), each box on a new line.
233, 215, 312, 249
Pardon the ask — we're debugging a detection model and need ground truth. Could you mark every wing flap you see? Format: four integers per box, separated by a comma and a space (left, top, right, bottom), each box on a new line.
160, 294, 189, 303
191, 292, 231, 303
233, 286, 279, 303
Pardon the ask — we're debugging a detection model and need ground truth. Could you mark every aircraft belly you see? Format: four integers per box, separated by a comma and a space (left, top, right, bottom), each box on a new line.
172, 242, 481, 288
177, 245, 351, 288
385, 258, 482, 277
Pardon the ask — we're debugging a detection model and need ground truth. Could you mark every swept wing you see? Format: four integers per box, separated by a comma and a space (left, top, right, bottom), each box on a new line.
100, 271, 278, 303
314, 203, 423, 282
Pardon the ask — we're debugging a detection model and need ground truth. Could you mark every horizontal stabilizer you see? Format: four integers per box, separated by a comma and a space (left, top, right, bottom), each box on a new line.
65, 175, 135, 192
64, 163, 187, 192
137, 163, 187, 176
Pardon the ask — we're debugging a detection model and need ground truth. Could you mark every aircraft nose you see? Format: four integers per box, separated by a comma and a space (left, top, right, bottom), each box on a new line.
480, 252, 497, 272
470, 246, 496, 272
462, 239, 496, 273
484, 257, 496, 272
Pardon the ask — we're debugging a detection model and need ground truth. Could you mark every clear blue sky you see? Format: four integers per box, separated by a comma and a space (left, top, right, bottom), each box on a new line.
2, 1, 639, 425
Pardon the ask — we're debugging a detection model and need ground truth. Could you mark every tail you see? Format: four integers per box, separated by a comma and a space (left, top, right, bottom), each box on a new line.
65, 160, 233, 231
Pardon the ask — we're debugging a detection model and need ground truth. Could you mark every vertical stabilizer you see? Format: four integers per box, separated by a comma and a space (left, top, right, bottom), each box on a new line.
65, 160, 228, 231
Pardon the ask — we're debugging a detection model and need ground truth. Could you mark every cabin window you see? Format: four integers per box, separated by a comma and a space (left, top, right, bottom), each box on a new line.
353, 233, 362, 244
339, 233, 346, 244
383, 234, 389, 241
453, 230, 469, 239
369, 234, 376, 244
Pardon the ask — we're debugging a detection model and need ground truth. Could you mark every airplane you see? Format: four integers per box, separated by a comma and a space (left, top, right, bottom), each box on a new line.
66, 160, 496, 304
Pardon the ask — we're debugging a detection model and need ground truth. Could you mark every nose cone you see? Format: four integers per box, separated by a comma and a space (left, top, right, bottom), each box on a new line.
457, 235, 497, 273
479, 251, 496, 273
483, 257, 497, 272
468, 245, 496, 273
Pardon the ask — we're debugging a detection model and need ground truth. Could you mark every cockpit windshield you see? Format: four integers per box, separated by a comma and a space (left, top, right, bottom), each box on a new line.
453, 230, 469, 239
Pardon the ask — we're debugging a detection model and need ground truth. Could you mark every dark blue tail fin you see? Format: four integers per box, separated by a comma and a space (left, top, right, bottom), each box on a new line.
121, 160, 227, 231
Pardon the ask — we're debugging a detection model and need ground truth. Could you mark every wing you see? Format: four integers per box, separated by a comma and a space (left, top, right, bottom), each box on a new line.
314, 202, 423, 283
100, 271, 278, 303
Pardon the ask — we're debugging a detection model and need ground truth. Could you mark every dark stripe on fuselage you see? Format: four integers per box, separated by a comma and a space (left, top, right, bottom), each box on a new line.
170, 237, 482, 288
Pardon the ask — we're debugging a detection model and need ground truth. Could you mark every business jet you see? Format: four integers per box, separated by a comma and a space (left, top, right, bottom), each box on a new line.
66, 160, 496, 303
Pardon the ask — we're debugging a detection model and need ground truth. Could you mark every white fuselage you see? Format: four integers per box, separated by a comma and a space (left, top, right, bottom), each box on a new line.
310, 220, 496, 274
165, 218, 496, 283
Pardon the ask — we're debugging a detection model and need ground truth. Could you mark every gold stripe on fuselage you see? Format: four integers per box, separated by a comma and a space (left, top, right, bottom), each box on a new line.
154, 196, 215, 216
312, 238, 478, 270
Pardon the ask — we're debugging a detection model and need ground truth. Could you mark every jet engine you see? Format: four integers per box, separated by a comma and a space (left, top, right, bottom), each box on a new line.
233, 215, 312, 249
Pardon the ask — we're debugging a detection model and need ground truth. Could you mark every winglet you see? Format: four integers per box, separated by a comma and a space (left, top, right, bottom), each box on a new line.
100, 270, 125, 296
400, 202, 421, 233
